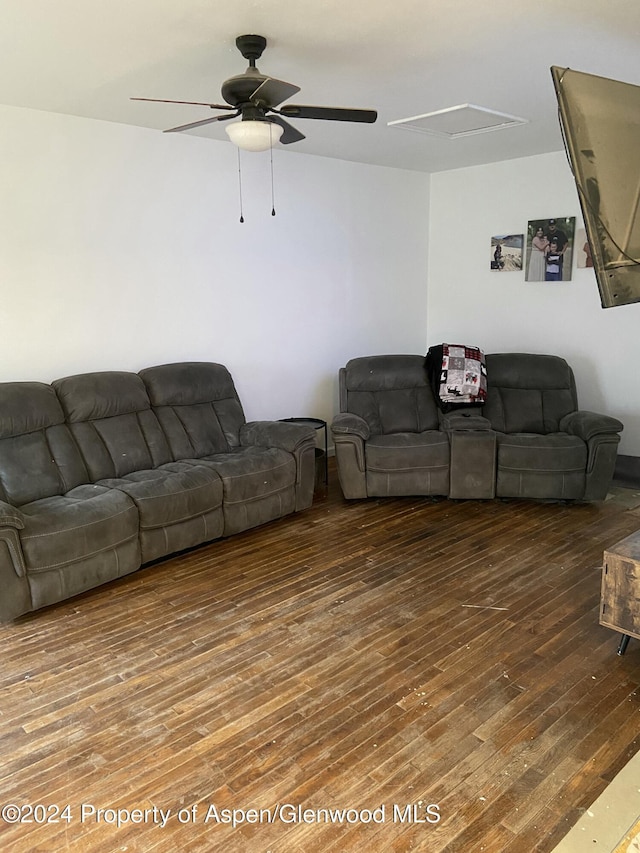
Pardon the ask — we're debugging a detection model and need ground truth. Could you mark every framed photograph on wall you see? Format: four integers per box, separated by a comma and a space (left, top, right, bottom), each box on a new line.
490, 235, 523, 271
525, 216, 576, 281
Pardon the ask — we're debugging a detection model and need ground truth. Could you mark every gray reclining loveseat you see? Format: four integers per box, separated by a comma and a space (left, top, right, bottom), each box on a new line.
0, 362, 316, 622
332, 352, 622, 502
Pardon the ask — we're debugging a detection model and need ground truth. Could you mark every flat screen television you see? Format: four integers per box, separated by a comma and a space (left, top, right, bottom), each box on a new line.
551, 66, 640, 308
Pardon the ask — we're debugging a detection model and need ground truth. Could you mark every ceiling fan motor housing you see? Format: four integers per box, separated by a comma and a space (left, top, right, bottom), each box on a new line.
221, 70, 266, 107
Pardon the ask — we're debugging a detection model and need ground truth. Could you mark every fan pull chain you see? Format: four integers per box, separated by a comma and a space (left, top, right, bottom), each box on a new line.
237, 148, 244, 223
270, 125, 276, 217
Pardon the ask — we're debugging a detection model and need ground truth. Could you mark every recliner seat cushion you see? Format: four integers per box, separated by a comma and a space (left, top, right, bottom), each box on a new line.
366, 432, 450, 469
495, 432, 587, 498
98, 462, 223, 530
19, 485, 139, 573
191, 446, 297, 535
198, 447, 296, 503
365, 432, 450, 496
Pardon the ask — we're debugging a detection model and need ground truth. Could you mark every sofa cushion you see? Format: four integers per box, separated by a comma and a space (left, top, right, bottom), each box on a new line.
53, 371, 173, 478
0, 382, 89, 505
364, 432, 450, 496
199, 447, 296, 503
0, 382, 64, 438
140, 362, 246, 454
342, 355, 439, 435
497, 431, 586, 470
0, 431, 65, 507
484, 354, 578, 433
495, 432, 587, 498
18, 485, 139, 573
187, 446, 297, 535
54, 371, 151, 421
98, 462, 223, 530
0, 381, 65, 505
366, 432, 450, 472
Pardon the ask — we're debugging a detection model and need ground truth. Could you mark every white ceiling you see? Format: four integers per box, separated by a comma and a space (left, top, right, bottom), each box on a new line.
1, 0, 639, 173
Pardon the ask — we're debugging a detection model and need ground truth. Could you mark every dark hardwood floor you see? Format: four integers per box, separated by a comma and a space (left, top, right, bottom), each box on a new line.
1, 462, 640, 852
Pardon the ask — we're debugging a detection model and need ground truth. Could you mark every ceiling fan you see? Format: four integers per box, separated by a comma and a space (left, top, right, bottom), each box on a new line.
132, 34, 378, 151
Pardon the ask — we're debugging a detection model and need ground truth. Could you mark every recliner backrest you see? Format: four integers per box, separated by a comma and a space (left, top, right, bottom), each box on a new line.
483, 353, 579, 434
53, 371, 172, 480
139, 362, 245, 459
340, 355, 440, 435
0, 382, 89, 505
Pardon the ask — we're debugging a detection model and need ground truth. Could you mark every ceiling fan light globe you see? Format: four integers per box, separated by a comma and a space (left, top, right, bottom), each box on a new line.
225, 120, 283, 152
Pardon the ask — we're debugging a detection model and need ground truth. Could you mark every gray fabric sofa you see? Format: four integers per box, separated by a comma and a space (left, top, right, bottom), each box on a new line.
0, 362, 316, 622
332, 353, 623, 503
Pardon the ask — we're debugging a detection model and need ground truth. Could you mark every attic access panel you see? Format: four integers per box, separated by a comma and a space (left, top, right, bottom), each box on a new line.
387, 104, 528, 138
551, 66, 640, 308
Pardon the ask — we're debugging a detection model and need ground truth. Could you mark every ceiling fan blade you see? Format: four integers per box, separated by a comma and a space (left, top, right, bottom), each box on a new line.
267, 115, 306, 145
280, 105, 378, 123
250, 77, 301, 108
131, 97, 235, 110
164, 111, 240, 133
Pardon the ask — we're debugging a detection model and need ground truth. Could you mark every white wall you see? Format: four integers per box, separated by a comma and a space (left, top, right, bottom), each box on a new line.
0, 104, 430, 426
427, 151, 640, 457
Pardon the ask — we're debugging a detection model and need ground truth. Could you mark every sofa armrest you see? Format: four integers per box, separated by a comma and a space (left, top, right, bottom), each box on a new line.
331, 413, 370, 441
240, 420, 316, 452
0, 501, 27, 581
560, 410, 624, 442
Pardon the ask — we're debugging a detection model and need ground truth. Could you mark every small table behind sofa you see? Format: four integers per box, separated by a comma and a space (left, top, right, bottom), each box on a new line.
280, 417, 328, 487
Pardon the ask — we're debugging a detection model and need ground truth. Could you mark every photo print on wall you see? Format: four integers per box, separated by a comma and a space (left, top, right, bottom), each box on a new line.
490, 235, 524, 271
525, 216, 576, 281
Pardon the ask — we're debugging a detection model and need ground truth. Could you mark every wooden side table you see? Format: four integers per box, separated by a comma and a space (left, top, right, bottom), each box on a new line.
601, 530, 640, 655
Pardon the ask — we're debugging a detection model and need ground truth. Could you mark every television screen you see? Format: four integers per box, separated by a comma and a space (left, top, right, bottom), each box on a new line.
551, 66, 640, 308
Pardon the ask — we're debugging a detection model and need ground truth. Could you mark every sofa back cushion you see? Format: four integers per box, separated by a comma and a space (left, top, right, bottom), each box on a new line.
483, 353, 579, 434
341, 355, 439, 435
139, 362, 245, 459
0, 382, 88, 505
53, 371, 172, 480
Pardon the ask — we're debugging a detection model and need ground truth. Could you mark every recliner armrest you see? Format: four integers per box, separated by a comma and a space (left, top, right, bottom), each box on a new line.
331, 413, 370, 441
560, 410, 623, 442
0, 501, 26, 579
240, 420, 316, 452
